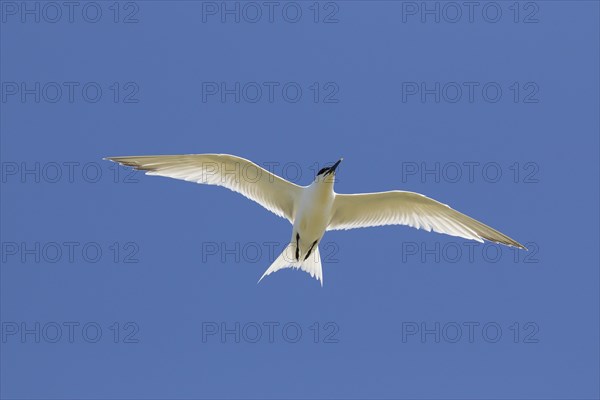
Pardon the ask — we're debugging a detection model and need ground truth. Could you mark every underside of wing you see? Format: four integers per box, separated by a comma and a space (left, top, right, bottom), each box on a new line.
328, 191, 525, 249
105, 154, 302, 222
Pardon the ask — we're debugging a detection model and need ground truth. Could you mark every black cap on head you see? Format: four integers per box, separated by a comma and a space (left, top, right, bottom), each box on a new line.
317, 158, 343, 176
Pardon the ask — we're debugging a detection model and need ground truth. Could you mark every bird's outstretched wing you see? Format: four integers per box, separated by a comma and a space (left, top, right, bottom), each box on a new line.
105, 154, 301, 222
328, 191, 525, 249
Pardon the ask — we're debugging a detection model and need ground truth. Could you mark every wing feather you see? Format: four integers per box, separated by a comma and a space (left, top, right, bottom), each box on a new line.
328, 191, 525, 249
105, 154, 301, 222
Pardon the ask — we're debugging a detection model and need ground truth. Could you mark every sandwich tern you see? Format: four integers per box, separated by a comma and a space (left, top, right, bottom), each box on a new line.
105, 154, 525, 286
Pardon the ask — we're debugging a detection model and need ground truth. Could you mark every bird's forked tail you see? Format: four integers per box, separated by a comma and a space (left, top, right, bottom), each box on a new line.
257, 243, 323, 286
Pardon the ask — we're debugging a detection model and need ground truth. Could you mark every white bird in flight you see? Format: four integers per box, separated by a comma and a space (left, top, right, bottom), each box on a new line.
106, 154, 525, 286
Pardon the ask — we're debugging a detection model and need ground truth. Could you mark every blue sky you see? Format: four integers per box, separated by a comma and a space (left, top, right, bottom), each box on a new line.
1, 1, 599, 399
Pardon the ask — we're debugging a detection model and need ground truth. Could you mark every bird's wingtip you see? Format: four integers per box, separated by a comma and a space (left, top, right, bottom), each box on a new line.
257, 273, 269, 285
508, 241, 527, 251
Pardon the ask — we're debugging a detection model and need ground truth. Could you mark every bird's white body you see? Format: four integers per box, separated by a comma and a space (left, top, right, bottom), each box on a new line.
293, 177, 335, 256
106, 154, 525, 286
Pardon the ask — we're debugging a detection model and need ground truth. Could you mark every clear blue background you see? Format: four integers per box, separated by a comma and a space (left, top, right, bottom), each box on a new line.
1, 1, 599, 399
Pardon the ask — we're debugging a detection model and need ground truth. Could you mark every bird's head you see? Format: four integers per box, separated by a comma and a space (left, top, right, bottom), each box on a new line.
314, 158, 343, 184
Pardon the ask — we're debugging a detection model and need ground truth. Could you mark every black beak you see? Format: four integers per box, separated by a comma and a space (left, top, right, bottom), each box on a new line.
325, 158, 343, 175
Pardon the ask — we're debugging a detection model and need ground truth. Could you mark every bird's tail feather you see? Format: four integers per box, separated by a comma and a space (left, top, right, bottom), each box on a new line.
258, 243, 323, 286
